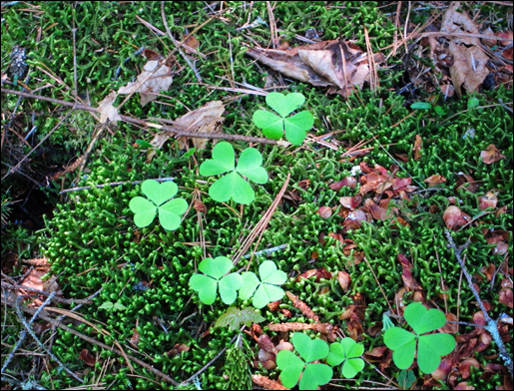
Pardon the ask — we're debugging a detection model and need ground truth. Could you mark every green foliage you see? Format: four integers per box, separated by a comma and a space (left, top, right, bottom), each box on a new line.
222, 336, 253, 390
384, 302, 456, 374
397, 369, 416, 389
327, 338, 365, 378
190, 259, 287, 309
239, 260, 287, 309
189, 256, 243, 305
129, 179, 187, 231
199, 142, 268, 205
214, 307, 265, 330
253, 92, 314, 145
276, 333, 333, 390
98, 300, 127, 312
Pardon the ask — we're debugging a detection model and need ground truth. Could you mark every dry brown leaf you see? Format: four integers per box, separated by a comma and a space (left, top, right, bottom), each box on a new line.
413, 134, 422, 160
118, 60, 173, 106
175, 101, 225, 150
443, 205, 471, 230
252, 375, 289, 390
441, 2, 490, 97
480, 144, 506, 164
78, 349, 96, 367
98, 91, 121, 124
479, 191, 498, 210
147, 101, 225, 161
246, 40, 385, 97
424, 174, 447, 185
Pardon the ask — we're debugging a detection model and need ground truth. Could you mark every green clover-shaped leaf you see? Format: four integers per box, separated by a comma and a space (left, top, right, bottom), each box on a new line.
253, 92, 314, 145
199, 142, 268, 205
239, 261, 286, 309
327, 338, 365, 378
397, 369, 416, 389
276, 333, 332, 390
384, 302, 456, 374
129, 180, 187, 231
189, 256, 243, 305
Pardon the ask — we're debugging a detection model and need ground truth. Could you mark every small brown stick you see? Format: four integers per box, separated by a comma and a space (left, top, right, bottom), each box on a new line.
19, 305, 179, 385
1, 88, 289, 146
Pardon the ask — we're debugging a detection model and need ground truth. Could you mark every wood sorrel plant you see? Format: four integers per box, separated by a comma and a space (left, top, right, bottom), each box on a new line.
199, 142, 268, 205
129, 179, 187, 231
253, 92, 314, 145
384, 302, 456, 374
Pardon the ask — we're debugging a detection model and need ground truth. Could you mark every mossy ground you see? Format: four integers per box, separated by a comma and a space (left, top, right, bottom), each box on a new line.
1, 2, 512, 390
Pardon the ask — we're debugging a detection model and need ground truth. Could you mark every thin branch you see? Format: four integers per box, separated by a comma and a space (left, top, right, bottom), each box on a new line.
445, 229, 513, 376
1, 88, 288, 146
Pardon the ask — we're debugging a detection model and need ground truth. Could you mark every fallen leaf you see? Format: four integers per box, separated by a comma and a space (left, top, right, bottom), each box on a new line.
424, 174, 447, 185
98, 91, 121, 124
118, 60, 173, 106
316, 206, 333, 218
413, 134, 422, 160
443, 205, 471, 230
148, 101, 225, 159
480, 144, 506, 164
246, 39, 385, 97
363, 199, 390, 221
339, 194, 362, 210
329, 176, 357, 190
441, 2, 490, 97
397, 253, 422, 291
478, 191, 498, 210
458, 358, 481, 379
499, 288, 513, 308
78, 349, 96, 367
336, 271, 351, 292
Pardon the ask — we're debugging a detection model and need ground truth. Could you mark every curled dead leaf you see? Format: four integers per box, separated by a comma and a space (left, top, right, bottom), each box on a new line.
316, 206, 333, 218
246, 39, 385, 97
443, 205, 470, 230
329, 176, 357, 190
480, 144, 506, 164
424, 174, 447, 185
339, 194, 362, 210
118, 60, 173, 106
336, 271, 351, 292
499, 288, 513, 308
397, 253, 422, 291
98, 91, 121, 124
441, 2, 489, 97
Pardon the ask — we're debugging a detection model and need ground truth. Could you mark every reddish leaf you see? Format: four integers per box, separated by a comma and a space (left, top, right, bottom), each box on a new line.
424, 174, 447, 185
431, 356, 455, 381
455, 172, 479, 193
453, 382, 475, 390
336, 271, 351, 292
397, 254, 422, 291
458, 358, 481, 379
79, 349, 96, 367
441, 313, 459, 334
413, 134, 422, 160
339, 194, 362, 210
342, 208, 370, 231
478, 191, 498, 210
480, 144, 506, 164
363, 199, 390, 221
317, 206, 333, 218
499, 288, 513, 308
443, 206, 471, 230
330, 176, 357, 190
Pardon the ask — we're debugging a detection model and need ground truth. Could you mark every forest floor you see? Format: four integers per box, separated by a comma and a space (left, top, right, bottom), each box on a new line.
1, 1, 513, 390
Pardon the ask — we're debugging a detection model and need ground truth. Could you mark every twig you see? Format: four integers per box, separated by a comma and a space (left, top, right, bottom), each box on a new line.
1, 88, 289, 147
180, 332, 240, 386
445, 229, 513, 376
160, 1, 202, 83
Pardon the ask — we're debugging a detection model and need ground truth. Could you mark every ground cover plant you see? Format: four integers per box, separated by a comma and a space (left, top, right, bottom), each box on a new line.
1, 1, 512, 390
